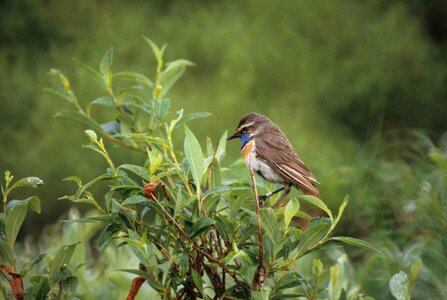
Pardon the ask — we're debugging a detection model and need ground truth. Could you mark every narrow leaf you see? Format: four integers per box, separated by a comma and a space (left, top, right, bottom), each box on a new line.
297, 195, 333, 220
184, 126, 204, 194
119, 164, 150, 182
296, 221, 330, 255
189, 217, 216, 238
54, 111, 103, 132
328, 237, 382, 253
284, 198, 300, 230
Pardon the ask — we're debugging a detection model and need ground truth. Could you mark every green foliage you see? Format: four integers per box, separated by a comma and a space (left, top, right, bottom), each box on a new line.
39, 39, 379, 299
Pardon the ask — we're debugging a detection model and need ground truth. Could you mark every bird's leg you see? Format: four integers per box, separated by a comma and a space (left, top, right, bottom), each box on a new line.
272, 184, 291, 208
259, 186, 285, 206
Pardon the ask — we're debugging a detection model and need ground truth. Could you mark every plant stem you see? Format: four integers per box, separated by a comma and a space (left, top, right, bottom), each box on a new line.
149, 194, 249, 291
249, 167, 265, 290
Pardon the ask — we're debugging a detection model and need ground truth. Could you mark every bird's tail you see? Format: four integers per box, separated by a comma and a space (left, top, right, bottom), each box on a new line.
303, 185, 320, 199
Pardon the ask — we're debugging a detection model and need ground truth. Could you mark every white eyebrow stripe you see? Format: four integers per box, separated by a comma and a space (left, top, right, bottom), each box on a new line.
238, 122, 255, 131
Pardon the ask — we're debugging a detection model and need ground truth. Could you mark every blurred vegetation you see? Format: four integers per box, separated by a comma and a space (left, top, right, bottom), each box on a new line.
1, 0, 447, 298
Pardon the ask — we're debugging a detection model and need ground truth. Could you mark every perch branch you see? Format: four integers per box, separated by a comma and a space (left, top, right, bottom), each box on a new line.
249, 167, 265, 290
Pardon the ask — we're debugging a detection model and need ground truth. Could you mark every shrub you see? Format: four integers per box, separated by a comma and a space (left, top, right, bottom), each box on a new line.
42, 37, 377, 299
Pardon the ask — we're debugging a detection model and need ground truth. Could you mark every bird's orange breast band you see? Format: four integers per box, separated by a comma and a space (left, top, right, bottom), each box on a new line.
241, 141, 253, 159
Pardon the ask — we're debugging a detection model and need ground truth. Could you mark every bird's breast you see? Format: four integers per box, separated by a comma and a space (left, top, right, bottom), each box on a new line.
241, 140, 254, 160
241, 140, 286, 183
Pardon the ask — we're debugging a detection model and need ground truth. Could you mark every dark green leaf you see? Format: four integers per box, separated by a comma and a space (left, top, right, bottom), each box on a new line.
275, 272, 303, 291
260, 208, 280, 242
0, 240, 14, 266
191, 269, 203, 294
50, 243, 80, 277
98, 219, 122, 248
120, 269, 164, 292
122, 195, 148, 206
33, 275, 50, 300
296, 221, 330, 256
6, 200, 28, 248
22, 253, 46, 275
189, 217, 216, 238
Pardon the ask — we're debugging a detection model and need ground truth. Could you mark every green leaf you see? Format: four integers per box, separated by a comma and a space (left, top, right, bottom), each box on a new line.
216, 131, 227, 161
260, 208, 280, 243
120, 269, 164, 292
191, 269, 203, 294
100, 48, 113, 88
389, 271, 408, 300
429, 148, 447, 175
275, 273, 303, 291
284, 198, 300, 230
119, 164, 150, 182
33, 275, 51, 300
175, 112, 211, 128
0, 240, 14, 266
159, 60, 194, 98
113, 71, 153, 87
54, 111, 103, 132
98, 219, 122, 248
50, 243, 79, 277
202, 186, 249, 199
6, 200, 29, 248
143, 36, 164, 63
295, 221, 330, 256
48, 69, 72, 95
43, 86, 73, 103
332, 195, 348, 228
164, 59, 195, 73
184, 126, 205, 194
297, 195, 333, 220
328, 237, 382, 253
189, 217, 216, 238
10, 177, 43, 190
408, 259, 422, 299
22, 253, 46, 275
89, 96, 115, 108
121, 195, 148, 206
251, 289, 271, 300
155, 98, 171, 119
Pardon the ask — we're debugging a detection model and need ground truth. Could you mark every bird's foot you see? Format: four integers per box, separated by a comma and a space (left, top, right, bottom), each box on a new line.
258, 194, 267, 208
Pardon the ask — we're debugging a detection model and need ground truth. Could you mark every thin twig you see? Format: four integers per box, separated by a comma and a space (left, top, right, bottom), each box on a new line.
149, 194, 249, 291
249, 167, 265, 290
125, 264, 147, 300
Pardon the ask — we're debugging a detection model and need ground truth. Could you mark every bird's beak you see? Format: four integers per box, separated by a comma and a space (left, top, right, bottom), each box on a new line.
227, 131, 240, 140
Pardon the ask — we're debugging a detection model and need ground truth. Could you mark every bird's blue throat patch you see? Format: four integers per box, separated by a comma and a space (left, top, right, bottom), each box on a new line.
240, 133, 251, 149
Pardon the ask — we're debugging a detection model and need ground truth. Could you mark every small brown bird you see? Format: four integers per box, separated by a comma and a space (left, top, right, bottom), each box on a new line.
228, 112, 320, 207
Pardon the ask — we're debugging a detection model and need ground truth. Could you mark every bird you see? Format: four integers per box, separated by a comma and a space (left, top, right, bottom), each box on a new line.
228, 112, 320, 208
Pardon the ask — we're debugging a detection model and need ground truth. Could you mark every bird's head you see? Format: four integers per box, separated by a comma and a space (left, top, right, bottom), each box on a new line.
227, 112, 270, 146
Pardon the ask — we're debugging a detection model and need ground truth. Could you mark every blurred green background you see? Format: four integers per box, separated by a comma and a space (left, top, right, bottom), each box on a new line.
2, 0, 447, 298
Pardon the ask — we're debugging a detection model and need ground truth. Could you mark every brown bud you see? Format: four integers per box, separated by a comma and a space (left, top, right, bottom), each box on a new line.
143, 182, 158, 199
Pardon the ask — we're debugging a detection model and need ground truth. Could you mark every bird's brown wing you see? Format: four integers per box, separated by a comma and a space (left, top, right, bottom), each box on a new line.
255, 132, 320, 197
